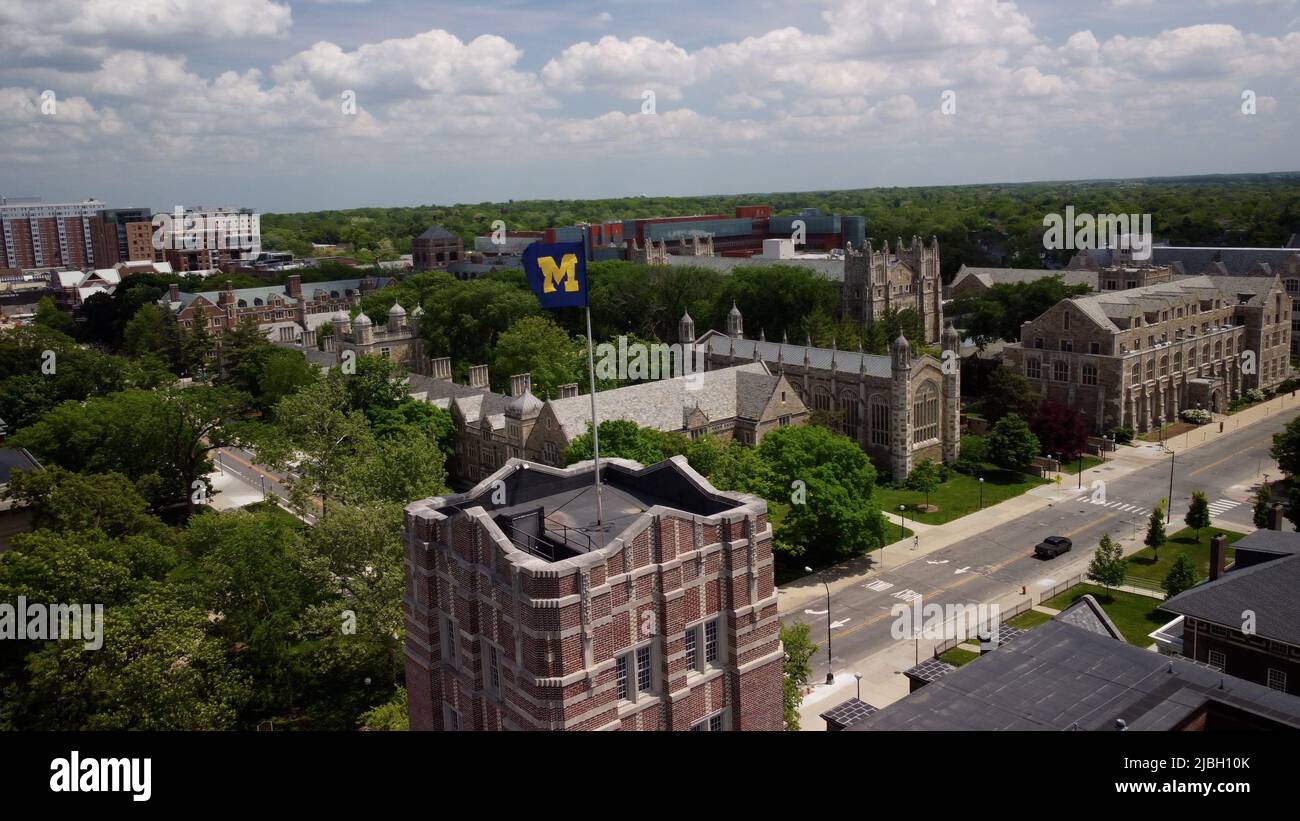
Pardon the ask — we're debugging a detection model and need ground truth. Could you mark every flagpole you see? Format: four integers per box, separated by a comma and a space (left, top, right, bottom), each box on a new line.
584, 304, 604, 525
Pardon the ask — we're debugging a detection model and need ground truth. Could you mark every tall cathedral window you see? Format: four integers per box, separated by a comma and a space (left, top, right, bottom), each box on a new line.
912, 382, 939, 444
841, 393, 860, 440
870, 396, 890, 446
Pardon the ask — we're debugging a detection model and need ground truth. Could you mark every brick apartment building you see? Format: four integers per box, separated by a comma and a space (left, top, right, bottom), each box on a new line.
1, 197, 107, 271
402, 456, 785, 730
1003, 274, 1291, 433
91, 207, 154, 266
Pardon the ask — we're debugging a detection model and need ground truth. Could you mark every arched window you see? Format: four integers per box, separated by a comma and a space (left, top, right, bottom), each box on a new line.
254, 297, 264, 306
1146, 359, 1155, 380
1225, 338, 1233, 355
870, 395, 890, 447
237, 299, 248, 308
1159, 356, 1168, 377
812, 387, 832, 413
1202, 344, 1210, 363
841, 393, 860, 440
1214, 341, 1222, 359
1173, 352, 1182, 371
912, 382, 939, 444
1188, 347, 1196, 368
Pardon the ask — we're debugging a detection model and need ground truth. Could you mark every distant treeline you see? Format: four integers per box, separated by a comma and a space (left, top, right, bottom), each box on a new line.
260, 173, 1300, 276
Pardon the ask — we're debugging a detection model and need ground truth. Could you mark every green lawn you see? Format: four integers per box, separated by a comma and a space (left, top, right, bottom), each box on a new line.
877, 468, 1047, 525
1041, 583, 1168, 647
1123, 526, 1245, 585
938, 647, 980, 667
1005, 609, 1052, 630
1059, 455, 1103, 475
241, 499, 303, 526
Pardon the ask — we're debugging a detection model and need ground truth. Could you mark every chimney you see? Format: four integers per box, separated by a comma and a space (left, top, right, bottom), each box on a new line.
431, 357, 452, 381
1209, 534, 1227, 581
286, 273, 302, 299
558, 383, 579, 399
510, 373, 531, 397
168, 283, 179, 302
1270, 502, 1284, 531
468, 364, 490, 390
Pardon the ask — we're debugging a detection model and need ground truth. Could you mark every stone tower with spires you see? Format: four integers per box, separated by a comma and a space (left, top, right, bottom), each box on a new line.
841, 235, 943, 345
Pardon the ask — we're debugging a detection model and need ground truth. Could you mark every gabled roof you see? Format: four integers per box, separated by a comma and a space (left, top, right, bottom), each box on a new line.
1160, 552, 1300, 646
416, 224, 457, 241
950, 266, 1092, 291
0, 447, 42, 485
544, 362, 784, 441
1079, 246, 1300, 276
698, 330, 895, 378
1056, 594, 1124, 641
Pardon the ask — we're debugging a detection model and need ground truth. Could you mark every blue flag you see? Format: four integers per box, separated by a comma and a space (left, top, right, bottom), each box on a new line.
522, 241, 588, 309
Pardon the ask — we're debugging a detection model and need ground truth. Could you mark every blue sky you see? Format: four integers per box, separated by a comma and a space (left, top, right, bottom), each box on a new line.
1, 0, 1297, 213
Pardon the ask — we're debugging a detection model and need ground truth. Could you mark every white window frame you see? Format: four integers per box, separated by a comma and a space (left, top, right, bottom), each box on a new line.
1207, 649, 1226, 672
1267, 668, 1287, 692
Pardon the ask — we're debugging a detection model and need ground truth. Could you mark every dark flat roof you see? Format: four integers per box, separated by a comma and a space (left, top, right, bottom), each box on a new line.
853, 620, 1300, 731
437, 459, 739, 561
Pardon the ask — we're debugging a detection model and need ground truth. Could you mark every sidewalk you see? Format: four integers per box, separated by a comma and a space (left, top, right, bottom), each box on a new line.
778, 391, 1299, 615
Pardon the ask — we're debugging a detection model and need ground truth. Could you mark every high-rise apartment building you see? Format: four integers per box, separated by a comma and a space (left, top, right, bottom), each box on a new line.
0, 197, 106, 270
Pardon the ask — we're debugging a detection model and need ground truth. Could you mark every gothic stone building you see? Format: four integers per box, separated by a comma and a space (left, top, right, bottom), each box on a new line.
325, 301, 431, 375
409, 362, 807, 487
402, 455, 785, 730
840, 235, 943, 346
687, 305, 960, 479
1003, 275, 1291, 434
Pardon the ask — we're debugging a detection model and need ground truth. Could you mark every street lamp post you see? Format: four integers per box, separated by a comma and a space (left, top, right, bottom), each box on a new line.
1077, 452, 1083, 489
978, 477, 984, 510
854, 672, 862, 701
897, 504, 905, 541
805, 566, 834, 685
1167, 451, 1175, 524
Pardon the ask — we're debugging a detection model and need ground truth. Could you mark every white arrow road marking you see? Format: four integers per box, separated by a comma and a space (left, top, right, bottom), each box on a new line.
804, 608, 828, 616
953, 566, 970, 574
830, 618, 852, 629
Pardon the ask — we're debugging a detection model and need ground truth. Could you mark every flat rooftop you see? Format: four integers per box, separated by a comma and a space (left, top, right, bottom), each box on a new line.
435, 459, 739, 562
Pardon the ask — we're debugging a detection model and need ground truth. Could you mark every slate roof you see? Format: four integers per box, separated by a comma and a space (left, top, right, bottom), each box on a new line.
852, 618, 1300, 731
950, 266, 1093, 291
1229, 528, 1300, 559
1065, 275, 1276, 333
1160, 552, 1300, 646
697, 330, 894, 378
545, 362, 787, 440
0, 447, 41, 485
1056, 594, 1125, 641
416, 224, 458, 241
177, 277, 393, 310
819, 698, 878, 730
1078, 246, 1300, 276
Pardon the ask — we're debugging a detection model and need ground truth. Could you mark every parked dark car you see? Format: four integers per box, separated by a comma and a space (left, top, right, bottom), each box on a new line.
1034, 535, 1072, 559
